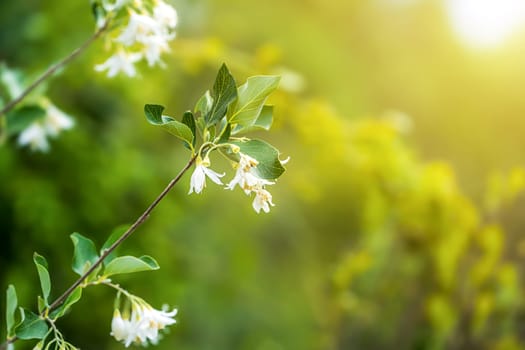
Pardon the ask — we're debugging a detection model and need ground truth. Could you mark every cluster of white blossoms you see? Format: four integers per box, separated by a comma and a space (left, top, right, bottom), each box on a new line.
189, 151, 281, 214
96, 0, 178, 78
18, 103, 74, 152
110, 295, 177, 347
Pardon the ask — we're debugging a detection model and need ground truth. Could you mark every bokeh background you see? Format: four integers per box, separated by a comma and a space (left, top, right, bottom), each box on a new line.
2, 0, 525, 349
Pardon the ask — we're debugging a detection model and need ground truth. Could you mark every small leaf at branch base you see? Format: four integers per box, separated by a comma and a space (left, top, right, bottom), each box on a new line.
15, 308, 48, 340
33, 253, 51, 304
70, 233, 99, 276
103, 255, 160, 277
6, 285, 18, 337
182, 111, 196, 149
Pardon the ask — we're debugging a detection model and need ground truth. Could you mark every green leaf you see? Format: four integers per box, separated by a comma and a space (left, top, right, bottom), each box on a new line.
232, 139, 286, 180
70, 233, 99, 276
194, 90, 213, 118
228, 75, 280, 126
233, 105, 274, 135
103, 255, 160, 277
15, 308, 48, 340
182, 111, 196, 148
50, 287, 82, 319
6, 285, 18, 337
33, 253, 51, 304
205, 64, 237, 126
218, 123, 231, 143
100, 224, 128, 265
6, 105, 46, 135
144, 104, 194, 144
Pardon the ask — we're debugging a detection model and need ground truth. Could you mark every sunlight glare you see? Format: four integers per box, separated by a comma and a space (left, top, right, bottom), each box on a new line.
445, 0, 525, 48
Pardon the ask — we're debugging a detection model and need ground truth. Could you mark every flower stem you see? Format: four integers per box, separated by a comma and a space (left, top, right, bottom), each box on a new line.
0, 155, 196, 350
0, 19, 110, 117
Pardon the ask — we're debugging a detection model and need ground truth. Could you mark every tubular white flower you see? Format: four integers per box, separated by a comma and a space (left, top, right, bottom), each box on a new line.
111, 296, 178, 347
252, 188, 275, 214
188, 156, 225, 194
153, 1, 178, 29
226, 152, 274, 194
95, 51, 142, 78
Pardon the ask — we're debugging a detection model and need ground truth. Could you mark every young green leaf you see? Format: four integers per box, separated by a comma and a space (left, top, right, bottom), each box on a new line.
205, 64, 237, 126
232, 105, 274, 135
228, 75, 280, 127
33, 253, 51, 304
232, 139, 286, 180
103, 255, 160, 277
182, 111, 196, 148
144, 104, 194, 144
6, 285, 18, 338
100, 224, 128, 265
15, 308, 48, 340
6, 105, 46, 135
70, 233, 99, 276
50, 286, 83, 319
194, 90, 213, 118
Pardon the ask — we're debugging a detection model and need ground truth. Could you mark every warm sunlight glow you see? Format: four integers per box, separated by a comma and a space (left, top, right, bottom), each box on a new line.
445, 0, 525, 48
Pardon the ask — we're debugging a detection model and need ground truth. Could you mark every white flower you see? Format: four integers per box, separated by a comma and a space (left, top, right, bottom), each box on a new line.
95, 51, 142, 78
102, 0, 129, 12
17, 103, 75, 152
252, 188, 275, 214
226, 153, 274, 194
45, 104, 74, 136
111, 298, 178, 347
153, 1, 178, 29
117, 12, 161, 46
18, 123, 49, 152
188, 156, 225, 194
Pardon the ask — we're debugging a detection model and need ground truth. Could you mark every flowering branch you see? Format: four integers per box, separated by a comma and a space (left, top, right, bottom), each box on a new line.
0, 155, 196, 350
0, 19, 110, 117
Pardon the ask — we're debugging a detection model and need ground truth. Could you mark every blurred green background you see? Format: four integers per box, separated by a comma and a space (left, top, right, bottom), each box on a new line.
2, 0, 525, 349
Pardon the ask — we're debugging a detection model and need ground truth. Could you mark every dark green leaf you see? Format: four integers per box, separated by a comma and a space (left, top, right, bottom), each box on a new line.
70, 233, 99, 276
194, 90, 213, 118
6, 105, 46, 135
6, 285, 17, 337
182, 111, 196, 148
218, 123, 231, 143
228, 75, 280, 126
15, 308, 48, 340
103, 255, 160, 277
144, 104, 193, 144
232, 139, 286, 180
205, 64, 237, 126
33, 253, 51, 304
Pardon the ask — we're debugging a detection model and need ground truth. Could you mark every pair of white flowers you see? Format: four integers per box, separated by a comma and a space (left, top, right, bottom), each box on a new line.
18, 103, 74, 152
96, 0, 178, 78
111, 296, 177, 347
189, 152, 277, 214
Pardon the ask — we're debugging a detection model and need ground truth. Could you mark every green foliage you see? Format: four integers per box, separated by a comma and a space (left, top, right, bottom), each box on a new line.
5, 285, 18, 338
5, 105, 46, 135
103, 255, 159, 277
231, 139, 285, 179
144, 104, 194, 146
33, 253, 51, 305
204, 63, 237, 127
70, 233, 99, 276
15, 309, 48, 340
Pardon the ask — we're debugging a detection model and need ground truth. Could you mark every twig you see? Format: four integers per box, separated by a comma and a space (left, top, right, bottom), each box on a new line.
0, 155, 196, 350
0, 20, 110, 117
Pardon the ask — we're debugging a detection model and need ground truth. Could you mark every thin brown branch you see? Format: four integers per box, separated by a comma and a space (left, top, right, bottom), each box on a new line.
0, 155, 196, 350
